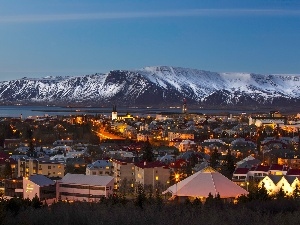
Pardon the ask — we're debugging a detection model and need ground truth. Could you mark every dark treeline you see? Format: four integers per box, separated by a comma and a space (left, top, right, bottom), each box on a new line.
2, 190, 300, 225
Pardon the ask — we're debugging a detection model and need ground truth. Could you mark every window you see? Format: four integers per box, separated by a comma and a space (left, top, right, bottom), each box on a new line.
48, 166, 51, 169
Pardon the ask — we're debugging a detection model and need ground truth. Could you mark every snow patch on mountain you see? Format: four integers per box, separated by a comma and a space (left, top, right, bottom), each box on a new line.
0, 66, 299, 106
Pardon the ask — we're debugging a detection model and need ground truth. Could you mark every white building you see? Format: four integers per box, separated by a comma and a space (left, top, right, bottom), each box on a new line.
57, 173, 114, 202
23, 175, 56, 204
86, 160, 113, 176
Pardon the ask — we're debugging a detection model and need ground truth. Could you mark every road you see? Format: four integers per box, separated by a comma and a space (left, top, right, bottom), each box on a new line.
93, 128, 125, 140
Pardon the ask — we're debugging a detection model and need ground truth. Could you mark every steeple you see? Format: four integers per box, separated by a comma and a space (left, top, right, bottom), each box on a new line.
112, 105, 117, 120
182, 98, 187, 113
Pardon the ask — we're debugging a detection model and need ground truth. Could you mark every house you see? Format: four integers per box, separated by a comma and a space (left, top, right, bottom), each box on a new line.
168, 130, 194, 142
232, 168, 249, 186
86, 160, 113, 176
23, 175, 56, 204
163, 166, 248, 202
178, 140, 197, 152
247, 165, 269, 182
137, 131, 154, 142
268, 164, 288, 175
56, 173, 114, 202
53, 139, 74, 146
278, 157, 300, 169
236, 155, 261, 169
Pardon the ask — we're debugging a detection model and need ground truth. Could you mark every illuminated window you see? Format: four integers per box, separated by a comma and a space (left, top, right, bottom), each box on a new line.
155, 176, 159, 181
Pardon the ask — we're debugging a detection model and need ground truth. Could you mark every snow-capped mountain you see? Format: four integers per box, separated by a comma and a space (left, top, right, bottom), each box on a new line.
0, 66, 299, 107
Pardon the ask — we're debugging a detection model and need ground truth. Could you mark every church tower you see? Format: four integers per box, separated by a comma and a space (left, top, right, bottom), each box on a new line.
182, 98, 187, 114
112, 105, 118, 120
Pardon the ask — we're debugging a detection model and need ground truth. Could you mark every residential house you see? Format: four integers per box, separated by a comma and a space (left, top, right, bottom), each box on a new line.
86, 160, 113, 176
247, 165, 269, 182
232, 168, 249, 187
168, 130, 194, 142
278, 157, 300, 169
178, 140, 197, 152
137, 131, 154, 142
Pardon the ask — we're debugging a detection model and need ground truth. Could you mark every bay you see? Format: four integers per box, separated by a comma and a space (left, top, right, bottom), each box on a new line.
0, 105, 262, 119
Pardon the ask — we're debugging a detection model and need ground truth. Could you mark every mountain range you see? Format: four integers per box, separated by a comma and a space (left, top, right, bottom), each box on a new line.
0, 66, 299, 108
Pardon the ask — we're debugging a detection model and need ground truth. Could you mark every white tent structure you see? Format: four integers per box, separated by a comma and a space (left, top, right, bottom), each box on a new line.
163, 167, 248, 199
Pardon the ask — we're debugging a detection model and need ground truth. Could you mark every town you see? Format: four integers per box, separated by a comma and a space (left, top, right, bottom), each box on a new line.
0, 103, 300, 206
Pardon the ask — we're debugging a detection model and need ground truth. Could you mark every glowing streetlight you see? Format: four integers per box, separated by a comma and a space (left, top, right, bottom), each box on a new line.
174, 173, 180, 199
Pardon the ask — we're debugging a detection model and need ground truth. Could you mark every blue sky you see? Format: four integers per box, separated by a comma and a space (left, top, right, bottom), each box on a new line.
0, 0, 299, 81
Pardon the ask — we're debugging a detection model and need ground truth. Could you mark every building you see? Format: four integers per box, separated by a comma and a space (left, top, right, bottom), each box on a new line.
232, 168, 249, 187
53, 139, 74, 146
18, 158, 65, 178
18, 158, 38, 178
134, 161, 170, 189
259, 175, 300, 196
249, 111, 287, 127
38, 160, 65, 178
112, 159, 135, 190
137, 131, 154, 142
112, 105, 117, 120
23, 175, 56, 203
168, 130, 194, 142
4, 177, 23, 198
0, 153, 18, 178
57, 173, 114, 202
278, 157, 300, 169
247, 165, 270, 182
178, 140, 197, 152
86, 160, 113, 176
163, 167, 248, 202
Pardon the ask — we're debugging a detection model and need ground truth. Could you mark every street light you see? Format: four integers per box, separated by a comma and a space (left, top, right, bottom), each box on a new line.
174, 173, 180, 200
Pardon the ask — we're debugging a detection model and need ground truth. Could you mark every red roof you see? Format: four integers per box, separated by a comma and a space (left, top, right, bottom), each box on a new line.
233, 168, 249, 175
0, 152, 9, 159
287, 169, 300, 176
135, 161, 168, 169
269, 164, 283, 171
169, 159, 187, 169
255, 165, 269, 172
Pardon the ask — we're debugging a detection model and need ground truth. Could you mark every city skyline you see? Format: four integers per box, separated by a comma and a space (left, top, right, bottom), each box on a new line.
0, 0, 300, 81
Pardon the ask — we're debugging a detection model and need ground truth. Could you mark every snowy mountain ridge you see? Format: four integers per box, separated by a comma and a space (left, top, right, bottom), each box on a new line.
0, 66, 299, 107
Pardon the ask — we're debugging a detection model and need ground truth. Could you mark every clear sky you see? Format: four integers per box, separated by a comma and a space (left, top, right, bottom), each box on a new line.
0, 0, 300, 81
